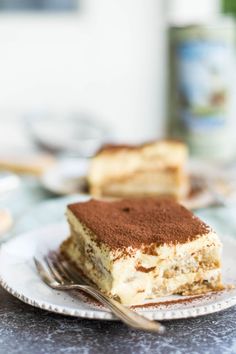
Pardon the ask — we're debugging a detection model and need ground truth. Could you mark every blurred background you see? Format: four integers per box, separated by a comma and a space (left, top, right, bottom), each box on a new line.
1, 0, 235, 156
0, 0, 165, 150
2, 0, 236, 236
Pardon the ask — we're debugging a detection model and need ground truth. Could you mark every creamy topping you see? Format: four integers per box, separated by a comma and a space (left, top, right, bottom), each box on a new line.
68, 198, 210, 249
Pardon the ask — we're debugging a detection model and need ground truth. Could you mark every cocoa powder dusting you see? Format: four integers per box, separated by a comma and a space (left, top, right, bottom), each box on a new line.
68, 198, 210, 249
96, 139, 184, 155
135, 265, 156, 273
131, 295, 204, 309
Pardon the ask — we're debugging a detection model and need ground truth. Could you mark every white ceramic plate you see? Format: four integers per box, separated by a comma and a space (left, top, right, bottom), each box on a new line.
0, 223, 235, 321
41, 158, 89, 195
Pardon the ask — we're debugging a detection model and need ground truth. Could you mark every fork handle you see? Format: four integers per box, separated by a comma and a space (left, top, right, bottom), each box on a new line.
67, 284, 165, 333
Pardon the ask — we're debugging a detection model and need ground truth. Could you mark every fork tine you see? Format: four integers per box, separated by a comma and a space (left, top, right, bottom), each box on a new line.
44, 255, 66, 284
34, 257, 46, 275
48, 253, 73, 284
51, 251, 80, 283
34, 257, 56, 285
51, 251, 89, 285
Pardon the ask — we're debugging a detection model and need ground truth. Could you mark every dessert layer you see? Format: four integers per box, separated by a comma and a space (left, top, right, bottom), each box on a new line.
61, 214, 223, 305
88, 140, 188, 188
90, 168, 189, 199
97, 140, 183, 154
67, 198, 210, 249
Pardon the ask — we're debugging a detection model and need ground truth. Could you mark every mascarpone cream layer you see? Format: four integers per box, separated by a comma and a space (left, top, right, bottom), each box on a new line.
94, 169, 189, 199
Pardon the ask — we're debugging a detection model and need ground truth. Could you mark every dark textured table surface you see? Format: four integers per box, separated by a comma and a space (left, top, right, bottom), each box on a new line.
0, 286, 235, 354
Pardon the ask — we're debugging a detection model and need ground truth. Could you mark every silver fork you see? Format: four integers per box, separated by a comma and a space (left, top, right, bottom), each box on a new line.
34, 252, 165, 333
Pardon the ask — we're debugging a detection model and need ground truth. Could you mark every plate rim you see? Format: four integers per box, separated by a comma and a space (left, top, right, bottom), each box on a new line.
0, 223, 236, 321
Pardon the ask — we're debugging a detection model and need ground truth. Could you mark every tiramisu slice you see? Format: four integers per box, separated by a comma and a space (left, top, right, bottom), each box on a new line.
60, 198, 223, 306
88, 140, 189, 200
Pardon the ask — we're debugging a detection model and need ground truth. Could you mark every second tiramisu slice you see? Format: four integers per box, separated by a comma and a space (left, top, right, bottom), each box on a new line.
88, 140, 189, 200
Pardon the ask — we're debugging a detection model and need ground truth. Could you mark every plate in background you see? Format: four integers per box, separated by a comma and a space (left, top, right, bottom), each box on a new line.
41, 158, 89, 195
